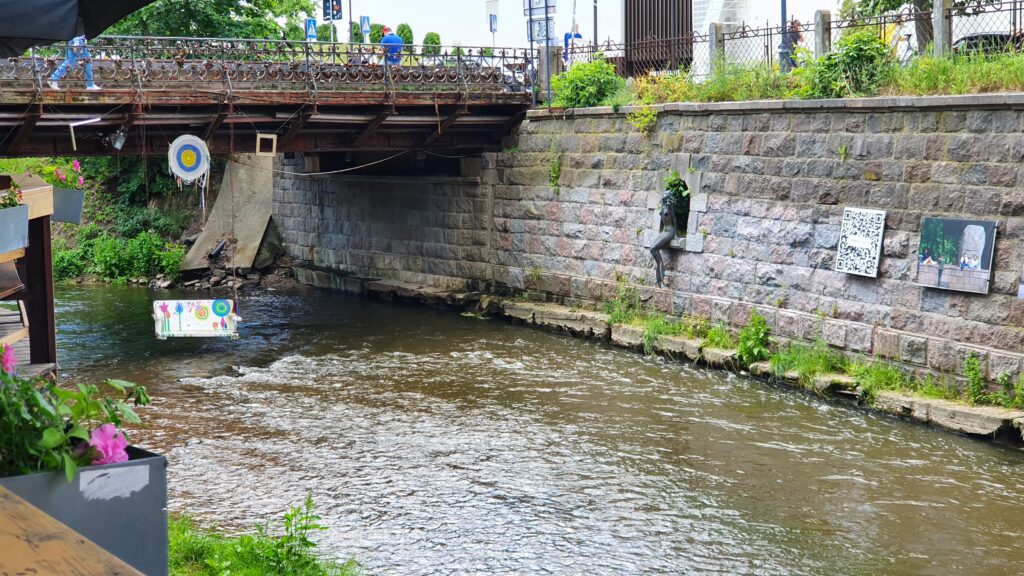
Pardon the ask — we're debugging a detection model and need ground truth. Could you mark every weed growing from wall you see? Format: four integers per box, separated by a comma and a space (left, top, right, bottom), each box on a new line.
737, 310, 771, 367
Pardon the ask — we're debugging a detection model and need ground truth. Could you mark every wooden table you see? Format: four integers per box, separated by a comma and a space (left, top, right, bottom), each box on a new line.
0, 485, 143, 575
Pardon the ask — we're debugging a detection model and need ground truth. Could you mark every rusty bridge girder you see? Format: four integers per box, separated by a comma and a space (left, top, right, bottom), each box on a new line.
0, 36, 533, 157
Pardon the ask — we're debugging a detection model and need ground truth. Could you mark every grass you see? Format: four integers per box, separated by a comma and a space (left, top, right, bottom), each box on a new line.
603, 278, 709, 355
885, 51, 1024, 96
703, 324, 735, 350
848, 357, 909, 403
169, 495, 361, 576
770, 339, 850, 387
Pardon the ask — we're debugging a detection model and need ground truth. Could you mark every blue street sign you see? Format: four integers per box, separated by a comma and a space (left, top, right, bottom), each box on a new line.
361, 16, 371, 35
490, 13, 498, 34
305, 18, 317, 40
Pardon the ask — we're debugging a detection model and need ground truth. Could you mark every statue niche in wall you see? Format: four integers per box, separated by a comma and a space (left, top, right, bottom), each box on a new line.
650, 170, 690, 287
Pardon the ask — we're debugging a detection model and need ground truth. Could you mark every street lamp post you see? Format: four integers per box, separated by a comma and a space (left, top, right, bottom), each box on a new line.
778, 0, 790, 72
593, 0, 598, 49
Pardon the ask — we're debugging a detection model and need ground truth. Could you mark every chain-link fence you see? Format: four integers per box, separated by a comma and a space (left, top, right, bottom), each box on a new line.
951, 0, 1024, 53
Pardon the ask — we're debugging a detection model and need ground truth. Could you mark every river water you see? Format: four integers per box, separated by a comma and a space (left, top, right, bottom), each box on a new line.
54, 285, 1024, 575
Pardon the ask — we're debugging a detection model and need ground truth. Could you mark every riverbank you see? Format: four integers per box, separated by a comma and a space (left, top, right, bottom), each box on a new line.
292, 266, 1024, 445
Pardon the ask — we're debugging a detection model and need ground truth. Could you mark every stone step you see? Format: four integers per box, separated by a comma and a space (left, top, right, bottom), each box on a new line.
874, 391, 1024, 438
653, 335, 702, 361
702, 347, 738, 367
611, 324, 644, 348
812, 374, 859, 394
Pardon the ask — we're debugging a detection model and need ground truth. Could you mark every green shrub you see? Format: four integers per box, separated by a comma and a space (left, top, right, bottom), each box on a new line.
800, 28, 893, 99
369, 23, 384, 44
703, 324, 735, 349
604, 279, 642, 325
962, 352, 986, 405
395, 23, 414, 48
736, 310, 771, 367
549, 154, 562, 194
52, 242, 87, 281
88, 232, 185, 281
551, 57, 625, 108
664, 170, 690, 236
627, 106, 658, 134
170, 495, 362, 576
913, 374, 960, 401
887, 51, 1024, 96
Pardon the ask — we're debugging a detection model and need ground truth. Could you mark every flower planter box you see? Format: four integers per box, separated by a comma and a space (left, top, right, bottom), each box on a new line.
0, 446, 168, 576
53, 187, 85, 224
0, 204, 29, 254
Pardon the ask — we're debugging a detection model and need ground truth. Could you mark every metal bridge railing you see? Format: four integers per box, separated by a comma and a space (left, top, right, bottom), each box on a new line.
1, 36, 533, 96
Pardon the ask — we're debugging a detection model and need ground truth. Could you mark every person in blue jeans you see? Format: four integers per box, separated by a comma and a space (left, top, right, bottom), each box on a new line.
380, 26, 403, 66
49, 36, 100, 90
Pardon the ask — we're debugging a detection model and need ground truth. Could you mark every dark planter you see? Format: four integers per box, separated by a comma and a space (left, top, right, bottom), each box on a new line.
0, 204, 29, 253
53, 187, 85, 224
0, 446, 168, 576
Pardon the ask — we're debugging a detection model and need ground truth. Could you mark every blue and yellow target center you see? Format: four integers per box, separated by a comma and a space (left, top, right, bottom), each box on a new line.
212, 300, 232, 318
175, 144, 204, 173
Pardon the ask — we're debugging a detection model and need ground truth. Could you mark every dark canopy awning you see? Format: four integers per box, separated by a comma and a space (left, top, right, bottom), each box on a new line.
0, 0, 155, 57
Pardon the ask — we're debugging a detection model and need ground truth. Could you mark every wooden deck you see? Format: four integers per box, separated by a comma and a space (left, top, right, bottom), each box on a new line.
0, 486, 143, 576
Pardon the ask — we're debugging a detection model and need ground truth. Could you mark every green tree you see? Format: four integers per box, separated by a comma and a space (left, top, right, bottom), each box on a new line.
109, 0, 315, 39
317, 23, 334, 42
283, 20, 305, 41
482, 47, 494, 57
452, 46, 466, 57
349, 21, 363, 43
422, 31, 441, 55
855, 0, 996, 48
369, 23, 384, 44
396, 23, 414, 49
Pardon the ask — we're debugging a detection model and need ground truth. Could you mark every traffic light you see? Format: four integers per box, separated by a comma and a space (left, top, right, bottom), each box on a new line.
322, 0, 331, 20
331, 0, 342, 20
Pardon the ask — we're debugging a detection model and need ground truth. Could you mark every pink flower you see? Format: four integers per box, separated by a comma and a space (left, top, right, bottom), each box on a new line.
89, 424, 129, 465
1, 344, 15, 375
77, 175, 84, 188
55, 168, 66, 182
72, 159, 81, 173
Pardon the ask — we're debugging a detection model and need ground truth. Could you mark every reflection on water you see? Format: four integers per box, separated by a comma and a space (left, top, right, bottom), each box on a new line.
56, 286, 1024, 575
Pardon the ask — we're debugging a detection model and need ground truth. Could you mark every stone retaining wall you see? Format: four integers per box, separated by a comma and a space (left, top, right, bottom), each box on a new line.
274, 95, 1024, 383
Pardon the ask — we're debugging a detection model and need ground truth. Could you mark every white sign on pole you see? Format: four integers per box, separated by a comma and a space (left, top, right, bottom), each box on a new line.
528, 18, 554, 42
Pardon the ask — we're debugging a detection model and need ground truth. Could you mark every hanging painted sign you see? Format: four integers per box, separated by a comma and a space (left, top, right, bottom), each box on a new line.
167, 135, 210, 186
154, 299, 240, 339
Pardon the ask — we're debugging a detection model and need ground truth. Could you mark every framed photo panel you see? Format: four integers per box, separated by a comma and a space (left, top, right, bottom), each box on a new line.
915, 217, 996, 294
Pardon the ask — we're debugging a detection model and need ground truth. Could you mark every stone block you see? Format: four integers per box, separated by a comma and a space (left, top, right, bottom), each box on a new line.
847, 324, 873, 353
988, 351, 1022, 380
690, 193, 709, 213
702, 347, 739, 367
655, 335, 703, 361
900, 335, 928, 365
776, 310, 803, 339
822, 320, 847, 348
875, 329, 900, 359
684, 234, 705, 253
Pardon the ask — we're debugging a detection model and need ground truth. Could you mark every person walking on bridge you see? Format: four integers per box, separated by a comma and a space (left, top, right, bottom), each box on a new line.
49, 35, 100, 90
380, 26, 403, 66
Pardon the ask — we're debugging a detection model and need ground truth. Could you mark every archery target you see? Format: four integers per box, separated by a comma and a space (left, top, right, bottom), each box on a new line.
212, 299, 232, 318
194, 305, 210, 321
168, 135, 210, 184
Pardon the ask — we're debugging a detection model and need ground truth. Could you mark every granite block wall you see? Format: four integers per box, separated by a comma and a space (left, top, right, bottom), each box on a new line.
275, 95, 1024, 381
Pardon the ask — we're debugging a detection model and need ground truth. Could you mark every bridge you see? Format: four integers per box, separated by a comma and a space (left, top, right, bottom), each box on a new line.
0, 36, 534, 157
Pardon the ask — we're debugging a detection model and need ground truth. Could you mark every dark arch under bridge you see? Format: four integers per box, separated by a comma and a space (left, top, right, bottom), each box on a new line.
0, 36, 533, 157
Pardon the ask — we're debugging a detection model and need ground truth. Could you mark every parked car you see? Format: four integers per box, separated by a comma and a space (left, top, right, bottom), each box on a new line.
952, 32, 1024, 54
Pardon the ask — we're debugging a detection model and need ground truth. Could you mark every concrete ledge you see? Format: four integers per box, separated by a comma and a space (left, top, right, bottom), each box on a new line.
654, 335, 702, 361
702, 348, 738, 367
513, 302, 611, 338
874, 391, 1024, 437
812, 374, 859, 394
611, 325, 644, 349
525, 92, 1024, 121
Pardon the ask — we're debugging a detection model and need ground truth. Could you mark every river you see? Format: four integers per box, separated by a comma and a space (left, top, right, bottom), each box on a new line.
54, 285, 1024, 575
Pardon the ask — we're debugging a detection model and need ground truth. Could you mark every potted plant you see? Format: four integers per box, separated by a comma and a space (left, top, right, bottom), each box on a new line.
0, 345, 168, 576
665, 169, 690, 237
0, 181, 28, 254
52, 159, 86, 224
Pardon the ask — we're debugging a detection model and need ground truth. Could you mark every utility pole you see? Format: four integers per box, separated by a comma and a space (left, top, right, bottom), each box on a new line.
349, 0, 353, 42
593, 0, 598, 49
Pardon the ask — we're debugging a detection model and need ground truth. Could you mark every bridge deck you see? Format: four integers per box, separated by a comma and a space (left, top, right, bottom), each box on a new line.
0, 37, 533, 156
